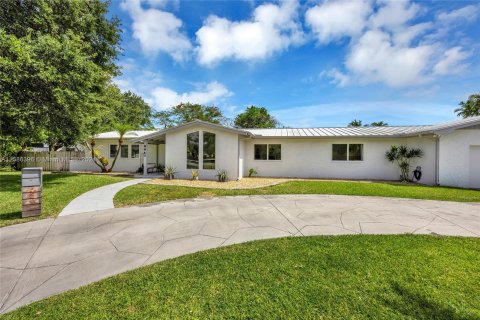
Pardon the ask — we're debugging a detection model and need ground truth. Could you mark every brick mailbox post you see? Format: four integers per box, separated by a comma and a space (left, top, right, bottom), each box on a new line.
22, 167, 43, 218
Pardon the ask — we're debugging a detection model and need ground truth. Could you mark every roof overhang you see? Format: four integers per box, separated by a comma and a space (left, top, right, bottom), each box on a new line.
132, 120, 253, 143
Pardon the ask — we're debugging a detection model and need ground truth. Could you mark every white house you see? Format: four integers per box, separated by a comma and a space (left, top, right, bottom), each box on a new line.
71, 116, 480, 189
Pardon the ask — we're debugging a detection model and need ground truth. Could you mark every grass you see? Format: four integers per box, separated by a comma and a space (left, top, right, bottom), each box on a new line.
0, 171, 130, 227
114, 180, 480, 207
3, 235, 479, 319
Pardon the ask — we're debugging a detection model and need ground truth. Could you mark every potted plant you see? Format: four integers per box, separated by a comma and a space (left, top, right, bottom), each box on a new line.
216, 169, 228, 182
164, 165, 177, 180
191, 170, 199, 180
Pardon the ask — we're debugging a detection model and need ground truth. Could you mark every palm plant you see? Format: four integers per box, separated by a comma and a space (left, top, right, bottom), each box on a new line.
455, 93, 480, 118
109, 123, 132, 172
385, 145, 424, 182
164, 165, 177, 180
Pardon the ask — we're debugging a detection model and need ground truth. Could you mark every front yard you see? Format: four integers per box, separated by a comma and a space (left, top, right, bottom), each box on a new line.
114, 179, 480, 207
0, 171, 130, 227
3, 235, 479, 319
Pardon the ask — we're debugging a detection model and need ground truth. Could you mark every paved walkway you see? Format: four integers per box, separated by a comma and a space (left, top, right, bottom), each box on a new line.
59, 179, 150, 216
1, 195, 479, 313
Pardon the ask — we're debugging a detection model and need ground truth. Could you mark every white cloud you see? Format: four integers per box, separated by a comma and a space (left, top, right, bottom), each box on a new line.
121, 0, 191, 61
433, 47, 471, 76
370, 0, 421, 30
346, 30, 435, 87
195, 1, 304, 66
309, 0, 475, 87
151, 81, 233, 109
437, 5, 480, 24
305, 0, 372, 43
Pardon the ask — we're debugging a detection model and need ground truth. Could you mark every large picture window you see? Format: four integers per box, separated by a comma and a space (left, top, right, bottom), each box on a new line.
187, 131, 199, 169
332, 144, 363, 161
203, 132, 216, 169
254, 144, 268, 160
131, 145, 140, 158
110, 145, 117, 158
120, 145, 128, 158
254, 144, 281, 160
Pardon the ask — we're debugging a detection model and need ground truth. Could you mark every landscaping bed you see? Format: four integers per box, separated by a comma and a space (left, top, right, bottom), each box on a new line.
3, 235, 479, 319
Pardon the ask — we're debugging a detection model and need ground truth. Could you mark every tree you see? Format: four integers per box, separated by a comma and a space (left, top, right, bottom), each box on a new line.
455, 93, 480, 118
385, 145, 423, 182
154, 103, 226, 128
370, 121, 389, 126
348, 119, 363, 127
348, 120, 388, 127
0, 0, 121, 154
234, 106, 279, 128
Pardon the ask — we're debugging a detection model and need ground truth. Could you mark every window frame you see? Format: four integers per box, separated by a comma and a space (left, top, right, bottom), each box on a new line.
109, 145, 117, 158
254, 143, 282, 161
203, 131, 216, 170
120, 145, 129, 158
131, 144, 140, 158
186, 131, 200, 169
331, 143, 364, 162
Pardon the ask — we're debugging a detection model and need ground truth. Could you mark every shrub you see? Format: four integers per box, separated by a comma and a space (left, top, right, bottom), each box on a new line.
216, 169, 228, 182
248, 168, 258, 177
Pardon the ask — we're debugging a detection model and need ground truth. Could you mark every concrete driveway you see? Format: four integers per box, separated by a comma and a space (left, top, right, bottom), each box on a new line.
1, 195, 479, 313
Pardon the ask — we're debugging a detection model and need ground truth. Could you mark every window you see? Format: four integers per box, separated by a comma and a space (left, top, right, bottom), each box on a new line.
268, 144, 281, 160
110, 145, 117, 158
254, 144, 281, 160
254, 144, 268, 160
131, 145, 140, 158
349, 144, 363, 161
332, 144, 363, 161
120, 145, 128, 158
187, 131, 199, 169
203, 132, 215, 169
332, 144, 347, 161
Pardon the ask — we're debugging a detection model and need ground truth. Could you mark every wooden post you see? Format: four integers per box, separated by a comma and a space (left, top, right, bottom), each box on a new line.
22, 168, 42, 218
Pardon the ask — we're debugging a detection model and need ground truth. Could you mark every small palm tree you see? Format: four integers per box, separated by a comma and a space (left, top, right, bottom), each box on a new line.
385, 145, 423, 182
108, 123, 132, 172
348, 119, 363, 127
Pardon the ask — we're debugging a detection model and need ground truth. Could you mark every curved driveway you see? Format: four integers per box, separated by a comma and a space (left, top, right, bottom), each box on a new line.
1, 195, 479, 313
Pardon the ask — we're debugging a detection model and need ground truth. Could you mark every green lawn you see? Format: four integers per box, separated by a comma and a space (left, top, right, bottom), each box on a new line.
4, 235, 479, 319
0, 171, 130, 227
114, 180, 480, 207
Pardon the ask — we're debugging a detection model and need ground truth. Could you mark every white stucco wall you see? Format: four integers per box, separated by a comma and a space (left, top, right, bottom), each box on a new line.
242, 137, 437, 184
69, 139, 162, 173
164, 125, 240, 180
438, 129, 480, 188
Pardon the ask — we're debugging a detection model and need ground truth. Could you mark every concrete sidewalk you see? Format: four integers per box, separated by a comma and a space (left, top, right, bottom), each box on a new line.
1, 194, 479, 313
59, 179, 150, 216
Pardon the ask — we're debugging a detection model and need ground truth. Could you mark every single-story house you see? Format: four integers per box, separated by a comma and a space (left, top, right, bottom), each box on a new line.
71, 116, 480, 188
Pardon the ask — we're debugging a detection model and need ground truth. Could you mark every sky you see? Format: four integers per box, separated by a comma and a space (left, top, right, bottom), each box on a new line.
110, 0, 480, 127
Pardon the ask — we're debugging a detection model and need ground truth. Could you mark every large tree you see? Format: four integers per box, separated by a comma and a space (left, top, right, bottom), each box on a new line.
234, 106, 279, 128
154, 103, 226, 128
0, 0, 122, 155
455, 93, 480, 118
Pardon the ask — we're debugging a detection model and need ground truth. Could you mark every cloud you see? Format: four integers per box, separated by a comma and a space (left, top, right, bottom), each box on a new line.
433, 47, 471, 76
308, 0, 475, 87
195, 1, 304, 66
437, 4, 480, 24
151, 81, 233, 109
346, 30, 435, 87
121, 0, 191, 61
305, 0, 372, 43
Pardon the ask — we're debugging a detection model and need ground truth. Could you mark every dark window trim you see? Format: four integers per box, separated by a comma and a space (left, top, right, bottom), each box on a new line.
109, 145, 117, 158
331, 143, 364, 162
254, 143, 282, 161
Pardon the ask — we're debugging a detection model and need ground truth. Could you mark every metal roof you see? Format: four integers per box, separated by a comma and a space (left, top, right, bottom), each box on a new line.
95, 130, 156, 139
244, 126, 430, 138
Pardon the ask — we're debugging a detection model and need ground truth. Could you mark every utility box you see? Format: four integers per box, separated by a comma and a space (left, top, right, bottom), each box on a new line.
22, 167, 42, 218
